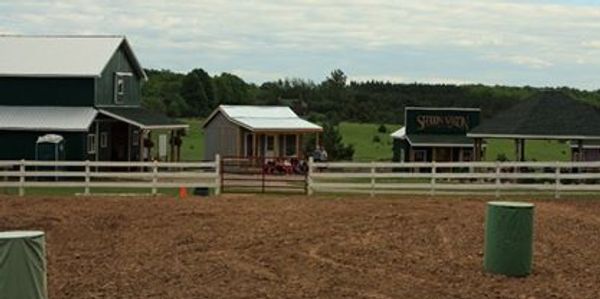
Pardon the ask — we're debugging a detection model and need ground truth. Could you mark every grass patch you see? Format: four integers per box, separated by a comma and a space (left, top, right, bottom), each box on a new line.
339, 122, 402, 162
180, 118, 204, 161
484, 139, 570, 161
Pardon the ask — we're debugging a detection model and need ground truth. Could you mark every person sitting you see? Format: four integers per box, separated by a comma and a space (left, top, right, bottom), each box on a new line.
320, 146, 328, 162
313, 147, 322, 162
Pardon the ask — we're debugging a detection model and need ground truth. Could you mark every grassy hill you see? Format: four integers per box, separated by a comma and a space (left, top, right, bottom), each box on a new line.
338, 122, 402, 161
179, 120, 571, 162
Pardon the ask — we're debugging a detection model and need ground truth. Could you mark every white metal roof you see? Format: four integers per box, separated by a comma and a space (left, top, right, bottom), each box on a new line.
205, 105, 322, 131
0, 35, 146, 79
390, 127, 406, 139
37, 134, 64, 144
0, 106, 97, 131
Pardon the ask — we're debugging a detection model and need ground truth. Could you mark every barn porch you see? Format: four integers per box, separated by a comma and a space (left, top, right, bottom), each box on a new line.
93, 107, 188, 162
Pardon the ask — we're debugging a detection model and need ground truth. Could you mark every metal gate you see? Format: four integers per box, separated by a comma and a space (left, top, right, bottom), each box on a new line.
220, 157, 308, 194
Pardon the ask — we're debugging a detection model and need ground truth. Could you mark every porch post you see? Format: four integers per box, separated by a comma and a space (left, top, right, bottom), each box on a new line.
176, 130, 182, 162
474, 138, 482, 161
169, 130, 175, 162
139, 129, 146, 162
315, 132, 320, 148
578, 139, 584, 161
520, 139, 526, 162
514, 139, 520, 162
296, 133, 301, 159
252, 133, 257, 157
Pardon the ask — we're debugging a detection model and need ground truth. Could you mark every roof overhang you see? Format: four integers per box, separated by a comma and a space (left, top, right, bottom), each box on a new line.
406, 134, 476, 148
390, 127, 406, 139
99, 107, 188, 130
0, 106, 97, 132
203, 106, 322, 132
467, 133, 600, 140
405, 106, 481, 112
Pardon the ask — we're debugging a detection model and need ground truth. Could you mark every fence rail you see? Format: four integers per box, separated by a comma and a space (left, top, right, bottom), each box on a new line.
307, 159, 600, 198
0, 157, 220, 197
2, 157, 600, 198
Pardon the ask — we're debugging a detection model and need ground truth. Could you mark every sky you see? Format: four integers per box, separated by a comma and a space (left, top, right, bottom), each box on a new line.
1, 0, 600, 90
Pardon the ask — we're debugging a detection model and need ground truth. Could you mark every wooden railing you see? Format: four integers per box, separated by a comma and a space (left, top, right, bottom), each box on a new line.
0, 157, 220, 197
2, 157, 600, 198
307, 159, 600, 198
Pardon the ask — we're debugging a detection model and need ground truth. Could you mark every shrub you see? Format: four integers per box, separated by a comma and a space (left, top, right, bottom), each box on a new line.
373, 135, 381, 143
496, 153, 509, 162
377, 124, 387, 133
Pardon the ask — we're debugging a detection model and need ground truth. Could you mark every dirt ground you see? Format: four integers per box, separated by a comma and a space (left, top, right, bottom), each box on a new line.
1, 194, 599, 299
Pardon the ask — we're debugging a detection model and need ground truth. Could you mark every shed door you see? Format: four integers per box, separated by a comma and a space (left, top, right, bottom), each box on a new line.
264, 135, 275, 158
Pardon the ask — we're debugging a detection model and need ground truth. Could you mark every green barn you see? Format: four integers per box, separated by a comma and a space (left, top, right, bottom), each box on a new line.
0, 35, 187, 161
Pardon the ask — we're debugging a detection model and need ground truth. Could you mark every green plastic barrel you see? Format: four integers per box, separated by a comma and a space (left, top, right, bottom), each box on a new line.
0, 231, 47, 299
484, 201, 534, 277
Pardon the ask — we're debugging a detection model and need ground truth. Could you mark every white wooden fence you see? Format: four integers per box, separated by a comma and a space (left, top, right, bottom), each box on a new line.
308, 159, 600, 198
0, 158, 220, 197
2, 157, 600, 198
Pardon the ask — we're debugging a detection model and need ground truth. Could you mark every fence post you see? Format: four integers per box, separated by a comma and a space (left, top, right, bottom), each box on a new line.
214, 154, 221, 196
84, 160, 90, 196
430, 161, 436, 197
370, 161, 376, 197
18, 159, 25, 197
495, 161, 501, 198
555, 161, 561, 199
307, 156, 314, 196
152, 160, 158, 196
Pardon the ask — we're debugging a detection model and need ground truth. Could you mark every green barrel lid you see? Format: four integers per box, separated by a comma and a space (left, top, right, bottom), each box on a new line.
487, 201, 534, 208
0, 231, 45, 239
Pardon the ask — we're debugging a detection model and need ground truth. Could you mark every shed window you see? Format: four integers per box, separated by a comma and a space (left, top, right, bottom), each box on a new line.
87, 134, 97, 154
285, 134, 297, 156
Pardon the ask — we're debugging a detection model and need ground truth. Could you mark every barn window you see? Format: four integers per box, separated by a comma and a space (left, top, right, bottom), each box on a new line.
132, 130, 140, 146
87, 134, 97, 154
100, 132, 108, 148
114, 72, 132, 104
413, 150, 427, 162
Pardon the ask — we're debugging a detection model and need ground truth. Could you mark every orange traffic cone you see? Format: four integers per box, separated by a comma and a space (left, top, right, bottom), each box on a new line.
178, 187, 188, 199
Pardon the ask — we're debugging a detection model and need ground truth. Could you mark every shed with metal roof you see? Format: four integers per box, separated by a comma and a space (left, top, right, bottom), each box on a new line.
202, 105, 322, 160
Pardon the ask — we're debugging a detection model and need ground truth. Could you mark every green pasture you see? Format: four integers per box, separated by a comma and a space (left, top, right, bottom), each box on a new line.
338, 122, 402, 162
180, 118, 204, 161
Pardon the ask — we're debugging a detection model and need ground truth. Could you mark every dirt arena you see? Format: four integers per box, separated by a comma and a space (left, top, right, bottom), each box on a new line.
1, 194, 599, 299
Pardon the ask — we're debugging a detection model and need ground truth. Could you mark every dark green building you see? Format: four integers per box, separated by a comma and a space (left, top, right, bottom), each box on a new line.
391, 107, 481, 162
0, 35, 187, 161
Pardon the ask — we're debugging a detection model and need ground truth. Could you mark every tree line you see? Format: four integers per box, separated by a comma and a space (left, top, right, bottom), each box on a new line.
142, 68, 600, 123
141, 68, 600, 160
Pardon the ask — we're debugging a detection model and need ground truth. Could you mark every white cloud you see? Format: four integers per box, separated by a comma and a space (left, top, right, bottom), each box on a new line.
1, 0, 600, 88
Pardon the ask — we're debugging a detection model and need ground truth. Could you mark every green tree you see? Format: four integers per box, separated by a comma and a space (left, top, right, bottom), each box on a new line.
190, 68, 216, 112
180, 71, 209, 116
214, 72, 250, 105
322, 121, 354, 161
